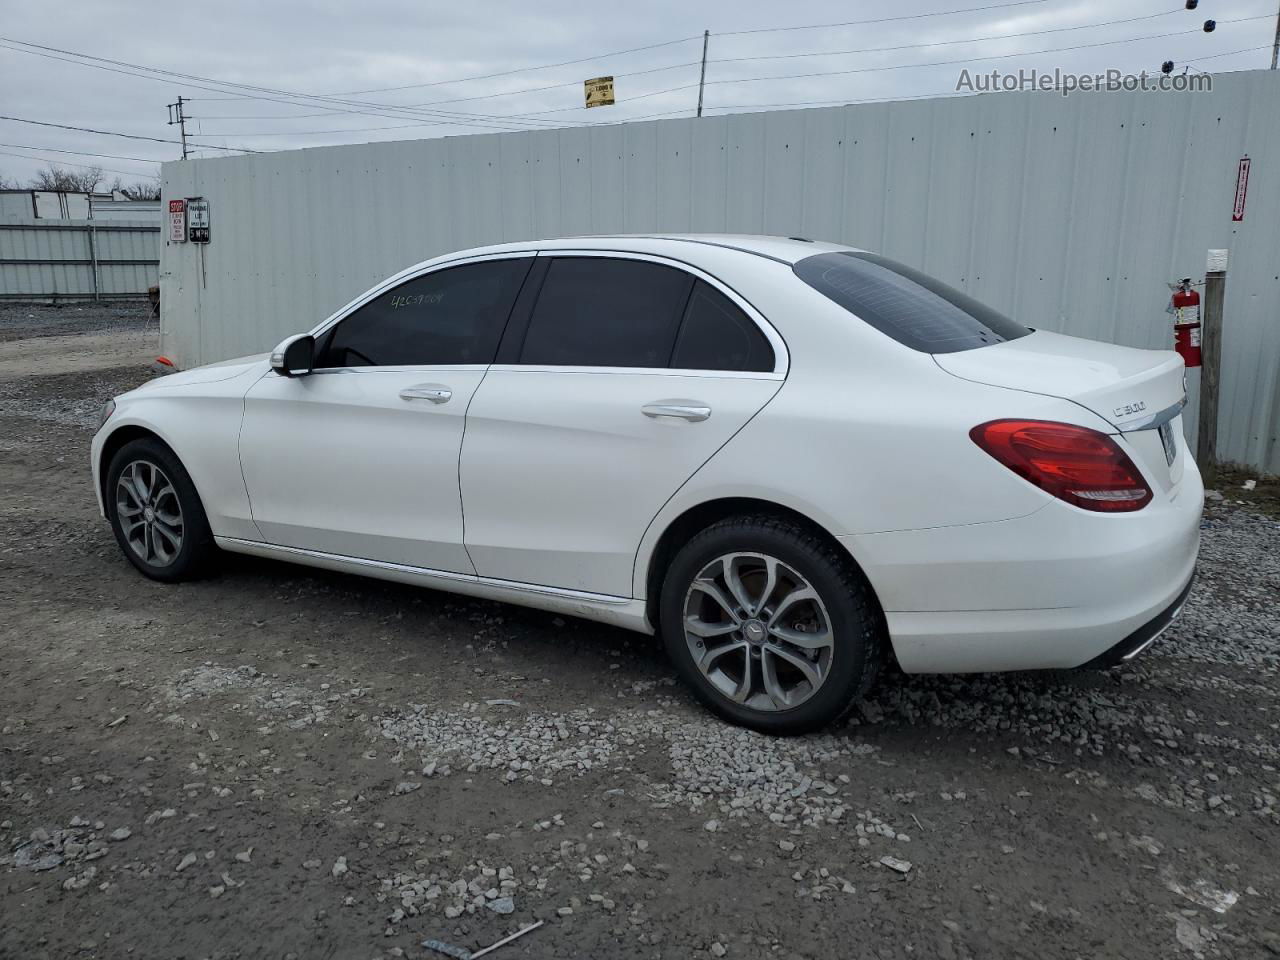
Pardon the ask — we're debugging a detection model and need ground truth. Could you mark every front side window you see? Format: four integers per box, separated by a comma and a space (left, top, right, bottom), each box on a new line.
793, 251, 1031, 354
518, 257, 693, 368
317, 257, 532, 368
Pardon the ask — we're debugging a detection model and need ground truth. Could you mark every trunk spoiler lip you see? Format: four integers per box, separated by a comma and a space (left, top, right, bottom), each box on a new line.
930, 345, 1187, 435
1114, 395, 1186, 433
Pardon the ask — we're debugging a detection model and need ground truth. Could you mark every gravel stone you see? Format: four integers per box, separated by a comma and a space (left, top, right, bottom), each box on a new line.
486, 896, 515, 914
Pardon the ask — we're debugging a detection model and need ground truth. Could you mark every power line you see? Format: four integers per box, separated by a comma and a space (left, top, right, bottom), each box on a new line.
1181, 43, 1276, 65
420, 22, 1251, 123
0, 34, 702, 134
0, 115, 260, 153
702, 91, 974, 112
0, 33, 692, 137
185, 104, 587, 127
0, 38, 569, 134
696, 47, 1275, 115
710, 9, 1184, 65
696, 18, 1272, 90
0, 9, 1259, 158
0, 142, 164, 164
396, 65, 697, 108
394, 11, 1252, 111
190, 121, 446, 138
0, 148, 157, 179
507, 21, 1269, 118
0, 1, 1050, 132
513, 22, 1267, 119
0, 5, 1161, 138
195, 72, 707, 135
189, 58, 702, 124
225, 58, 701, 113
322, 35, 703, 96
716, 0, 1050, 37
0, 2, 1048, 121
184, 8, 1189, 126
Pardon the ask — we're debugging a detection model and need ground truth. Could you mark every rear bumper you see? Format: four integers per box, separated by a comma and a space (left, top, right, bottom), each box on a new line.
1079, 570, 1195, 669
841, 463, 1203, 673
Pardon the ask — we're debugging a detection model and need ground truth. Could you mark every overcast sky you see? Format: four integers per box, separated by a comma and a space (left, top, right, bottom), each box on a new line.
0, 0, 1275, 189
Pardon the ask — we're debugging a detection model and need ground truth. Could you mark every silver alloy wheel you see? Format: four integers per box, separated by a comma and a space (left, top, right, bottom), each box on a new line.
115, 460, 184, 567
682, 552, 835, 712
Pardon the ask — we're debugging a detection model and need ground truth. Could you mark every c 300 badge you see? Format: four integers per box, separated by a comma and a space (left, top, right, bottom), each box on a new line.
1112, 400, 1147, 419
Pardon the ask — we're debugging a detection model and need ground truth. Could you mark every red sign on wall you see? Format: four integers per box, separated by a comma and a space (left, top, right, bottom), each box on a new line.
1232, 157, 1250, 222
168, 198, 186, 243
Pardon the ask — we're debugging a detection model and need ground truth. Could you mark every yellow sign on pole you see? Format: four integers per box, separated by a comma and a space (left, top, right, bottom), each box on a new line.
584, 76, 615, 108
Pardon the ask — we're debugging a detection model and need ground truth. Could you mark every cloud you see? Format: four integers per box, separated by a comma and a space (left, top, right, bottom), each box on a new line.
0, 0, 1272, 187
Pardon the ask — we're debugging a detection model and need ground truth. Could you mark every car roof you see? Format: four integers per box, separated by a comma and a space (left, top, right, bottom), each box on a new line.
442, 234, 862, 266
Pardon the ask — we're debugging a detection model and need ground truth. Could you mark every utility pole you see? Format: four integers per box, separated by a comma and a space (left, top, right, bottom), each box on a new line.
697, 30, 710, 117
167, 95, 189, 159
1272, 0, 1279, 69
1197, 249, 1228, 469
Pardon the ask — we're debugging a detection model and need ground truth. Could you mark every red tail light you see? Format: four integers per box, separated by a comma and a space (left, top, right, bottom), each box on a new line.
970, 419, 1152, 512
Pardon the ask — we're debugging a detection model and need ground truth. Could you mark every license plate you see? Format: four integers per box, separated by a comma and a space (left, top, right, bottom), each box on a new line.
1158, 421, 1177, 466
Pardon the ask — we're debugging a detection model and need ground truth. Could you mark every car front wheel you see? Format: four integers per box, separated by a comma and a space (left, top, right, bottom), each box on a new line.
660, 515, 884, 735
106, 437, 215, 582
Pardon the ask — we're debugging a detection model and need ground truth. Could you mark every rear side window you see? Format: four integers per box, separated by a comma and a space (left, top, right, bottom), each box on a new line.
671, 281, 774, 372
317, 257, 532, 368
793, 252, 1031, 353
518, 257, 693, 368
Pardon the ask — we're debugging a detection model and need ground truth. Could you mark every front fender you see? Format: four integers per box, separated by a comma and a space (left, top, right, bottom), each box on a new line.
91, 366, 265, 541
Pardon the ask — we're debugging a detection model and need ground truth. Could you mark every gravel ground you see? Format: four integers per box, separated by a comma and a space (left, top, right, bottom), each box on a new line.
0, 301, 154, 344
1, 303, 1278, 960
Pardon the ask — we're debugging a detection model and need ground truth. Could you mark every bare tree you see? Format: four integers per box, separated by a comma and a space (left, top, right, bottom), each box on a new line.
29, 164, 104, 193
122, 179, 162, 200
105, 175, 162, 200
0, 172, 17, 189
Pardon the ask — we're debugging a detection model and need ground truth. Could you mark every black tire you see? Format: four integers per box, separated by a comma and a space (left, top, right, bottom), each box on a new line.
105, 437, 216, 582
659, 515, 884, 735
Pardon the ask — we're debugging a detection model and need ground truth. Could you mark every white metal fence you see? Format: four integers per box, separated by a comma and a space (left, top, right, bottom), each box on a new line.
161, 69, 1280, 472
0, 218, 160, 300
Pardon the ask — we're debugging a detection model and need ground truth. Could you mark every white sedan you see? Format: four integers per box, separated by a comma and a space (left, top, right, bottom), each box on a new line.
92, 235, 1201, 733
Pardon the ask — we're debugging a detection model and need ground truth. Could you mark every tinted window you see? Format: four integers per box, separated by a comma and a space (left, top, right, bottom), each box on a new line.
316, 258, 531, 368
671, 281, 774, 372
519, 257, 693, 368
793, 252, 1031, 353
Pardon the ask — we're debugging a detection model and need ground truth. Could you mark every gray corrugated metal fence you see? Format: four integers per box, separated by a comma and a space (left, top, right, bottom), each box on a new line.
0, 218, 160, 300
161, 69, 1280, 472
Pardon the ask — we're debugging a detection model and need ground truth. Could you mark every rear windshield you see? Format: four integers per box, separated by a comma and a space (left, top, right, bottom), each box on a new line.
793, 251, 1031, 353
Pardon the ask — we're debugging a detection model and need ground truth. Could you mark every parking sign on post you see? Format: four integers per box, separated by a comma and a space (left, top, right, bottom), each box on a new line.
186, 198, 210, 243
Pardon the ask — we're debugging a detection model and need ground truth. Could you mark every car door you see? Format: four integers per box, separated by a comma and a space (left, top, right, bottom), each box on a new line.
238, 254, 533, 572
460, 252, 786, 597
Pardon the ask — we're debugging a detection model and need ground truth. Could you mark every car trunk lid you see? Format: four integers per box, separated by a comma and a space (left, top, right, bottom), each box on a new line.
935, 329, 1188, 493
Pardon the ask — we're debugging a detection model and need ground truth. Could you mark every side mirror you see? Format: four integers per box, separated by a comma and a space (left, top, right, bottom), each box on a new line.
270, 334, 315, 377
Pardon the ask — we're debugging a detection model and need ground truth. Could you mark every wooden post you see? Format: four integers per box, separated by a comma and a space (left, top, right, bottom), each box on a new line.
1197, 249, 1227, 468
696, 31, 709, 118
86, 221, 100, 302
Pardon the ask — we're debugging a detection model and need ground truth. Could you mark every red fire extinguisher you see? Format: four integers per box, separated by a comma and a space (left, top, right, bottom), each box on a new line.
1171, 279, 1201, 368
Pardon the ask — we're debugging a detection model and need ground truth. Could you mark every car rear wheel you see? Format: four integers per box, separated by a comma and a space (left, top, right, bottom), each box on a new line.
659, 515, 883, 734
106, 437, 215, 582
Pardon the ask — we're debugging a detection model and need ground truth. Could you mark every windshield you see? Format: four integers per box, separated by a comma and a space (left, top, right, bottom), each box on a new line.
793, 251, 1032, 354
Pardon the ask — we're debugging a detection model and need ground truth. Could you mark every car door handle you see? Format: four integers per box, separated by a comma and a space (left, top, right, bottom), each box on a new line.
641, 400, 712, 422
399, 384, 452, 404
